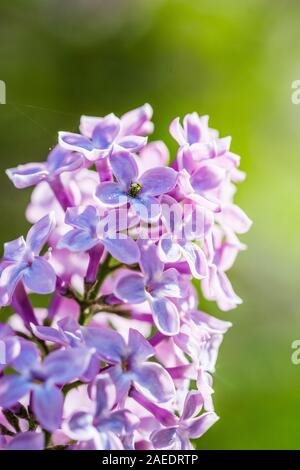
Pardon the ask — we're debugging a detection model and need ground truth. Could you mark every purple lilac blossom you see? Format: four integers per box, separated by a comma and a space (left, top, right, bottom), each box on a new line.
6, 145, 84, 189
3, 432, 45, 450
59, 104, 153, 162
82, 327, 175, 403
64, 375, 139, 450
0, 342, 93, 431
150, 391, 219, 450
95, 151, 177, 222
6, 146, 85, 210
0, 105, 251, 450
114, 241, 183, 335
0, 213, 56, 306
58, 205, 140, 265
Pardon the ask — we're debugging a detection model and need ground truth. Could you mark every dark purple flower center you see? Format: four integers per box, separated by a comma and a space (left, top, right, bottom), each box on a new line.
127, 182, 142, 198
145, 285, 153, 294
32, 378, 44, 385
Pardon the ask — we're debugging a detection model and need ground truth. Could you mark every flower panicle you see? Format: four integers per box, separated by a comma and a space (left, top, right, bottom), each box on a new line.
0, 104, 251, 450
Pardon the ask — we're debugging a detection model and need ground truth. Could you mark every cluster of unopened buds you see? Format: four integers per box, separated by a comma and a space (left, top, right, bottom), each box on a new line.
0, 104, 251, 450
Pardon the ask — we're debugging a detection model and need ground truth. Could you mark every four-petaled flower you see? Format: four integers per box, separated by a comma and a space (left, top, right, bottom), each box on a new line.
0, 213, 57, 306
6, 145, 84, 189
0, 341, 93, 431
96, 151, 178, 221
158, 195, 211, 279
64, 375, 138, 450
170, 112, 231, 169
59, 105, 152, 161
151, 391, 219, 450
82, 327, 175, 403
115, 241, 183, 335
58, 205, 140, 265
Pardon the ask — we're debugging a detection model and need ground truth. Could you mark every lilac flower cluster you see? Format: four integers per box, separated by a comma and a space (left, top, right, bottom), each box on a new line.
0, 105, 251, 450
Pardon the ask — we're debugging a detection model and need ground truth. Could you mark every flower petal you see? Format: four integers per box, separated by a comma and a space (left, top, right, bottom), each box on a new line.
94, 375, 116, 417
191, 310, 232, 333
138, 240, 164, 283
47, 145, 84, 175
41, 347, 93, 384
65, 205, 98, 231
134, 362, 175, 403
152, 268, 183, 299
65, 411, 96, 441
217, 204, 252, 234
158, 236, 181, 263
139, 167, 177, 196
95, 182, 128, 207
82, 327, 126, 363
216, 270, 243, 310
108, 365, 132, 402
32, 384, 64, 432
117, 135, 147, 152
31, 324, 68, 346
121, 103, 153, 136
58, 131, 94, 157
114, 274, 146, 304
180, 242, 208, 279
190, 164, 225, 192
169, 117, 186, 146
98, 431, 124, 450
109, 151, 138, 189
23, 258, 56, 294
80, 115, 103, 138
100, 409, 138, 435
58, 229, 98, 252
6, 164, 48, 189
182, 391, 203, 420
183, 112, 203, 144
3, 236, 26, 262
197, 368, 215, 412
131, 195, 161, 222
127, 328, 154, 364
150, 297, 180, 336
12, 340, 40, 373
161, 195, 183, 234
92, 114, 120, 149
7, 432, 44, 450
26, 213, 56, 255
183, 205, 214, 240
139, 141, 170, 170
102, 236, 140, 265
1, 337, 21, 368
0, 264, 26, 306
0, 375, 31, 408
187, 411, 219, 439
151, 427, 178, 449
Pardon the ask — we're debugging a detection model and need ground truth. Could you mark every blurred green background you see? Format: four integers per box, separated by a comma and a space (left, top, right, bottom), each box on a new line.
0, 0, 300, 449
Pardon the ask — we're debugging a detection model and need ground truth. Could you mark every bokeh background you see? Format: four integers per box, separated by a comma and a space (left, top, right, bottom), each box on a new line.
0, 0, 300, 449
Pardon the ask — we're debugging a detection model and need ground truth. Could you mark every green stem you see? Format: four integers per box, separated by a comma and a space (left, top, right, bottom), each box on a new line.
47, 441, 76, 450
89, 254, 112, 301
68, 255, 131, 325
0, 424, 15, 436
36, 337, 50, 356
43, 429, 51, 449
2, 410, 21, 433
16, 331, 49, 356
63, 380, 83, 396
78, 304, 87, 325
92, 305, 130, 316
